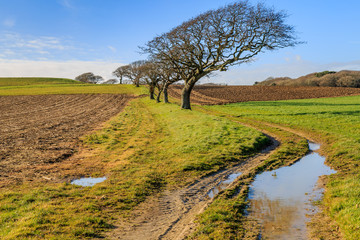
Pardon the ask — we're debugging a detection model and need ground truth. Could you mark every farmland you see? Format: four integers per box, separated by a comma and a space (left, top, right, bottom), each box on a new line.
169, 85, 360, 105
1, 78, 360, 239
0, 94, 135, 187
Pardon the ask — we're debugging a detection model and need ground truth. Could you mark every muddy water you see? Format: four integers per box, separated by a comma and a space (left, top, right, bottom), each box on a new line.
247, 142, 336, 239
71, 177, 107, 187
207, 172, 242, 198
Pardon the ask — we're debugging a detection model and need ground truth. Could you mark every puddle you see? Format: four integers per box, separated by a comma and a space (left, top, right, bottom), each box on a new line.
207, 172, 242, 198
247, 141, 336, 239
71, 177, 107, 187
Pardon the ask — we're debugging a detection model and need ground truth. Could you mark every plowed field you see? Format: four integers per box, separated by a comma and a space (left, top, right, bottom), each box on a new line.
0, 94, 134, 188
169, 85, 360, 104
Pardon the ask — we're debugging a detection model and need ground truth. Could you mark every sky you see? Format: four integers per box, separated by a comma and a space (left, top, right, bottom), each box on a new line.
0, 0, 360, 84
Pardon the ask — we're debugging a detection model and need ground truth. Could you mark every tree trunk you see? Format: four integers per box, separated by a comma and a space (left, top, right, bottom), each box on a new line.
163, 83, 170, 103
149, 85, 155, 100
181, 82, 195, 109
156, 91, 162, 102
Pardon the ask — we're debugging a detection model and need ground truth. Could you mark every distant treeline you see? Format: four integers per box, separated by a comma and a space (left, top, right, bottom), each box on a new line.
256, 70, 360, 88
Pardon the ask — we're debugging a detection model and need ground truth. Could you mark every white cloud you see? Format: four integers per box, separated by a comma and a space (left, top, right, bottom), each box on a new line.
0, 32, 77, 60
2, 18, 16, 28
0, 31, 120, 62
0, 59, 124, 80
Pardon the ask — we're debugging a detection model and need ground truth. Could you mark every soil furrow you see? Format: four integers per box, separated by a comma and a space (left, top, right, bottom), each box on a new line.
0, 94, 134, 187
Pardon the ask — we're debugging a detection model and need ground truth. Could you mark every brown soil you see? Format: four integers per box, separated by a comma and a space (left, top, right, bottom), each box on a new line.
168, 85, 360, 105
0, 94, 135, 188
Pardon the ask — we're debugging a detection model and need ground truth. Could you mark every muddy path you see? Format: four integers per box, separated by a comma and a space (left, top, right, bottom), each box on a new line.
108, 135, 279, 240
112, 106, 341, 240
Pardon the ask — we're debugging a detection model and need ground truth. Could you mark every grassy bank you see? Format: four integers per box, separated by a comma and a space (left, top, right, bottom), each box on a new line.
203, 95, 360, 240
0, 97, 269, 239
0, 77, 80, 86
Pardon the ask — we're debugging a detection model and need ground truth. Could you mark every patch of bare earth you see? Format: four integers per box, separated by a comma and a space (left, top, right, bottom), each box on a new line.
169, 85, 360, 105
0, 94, 135, 188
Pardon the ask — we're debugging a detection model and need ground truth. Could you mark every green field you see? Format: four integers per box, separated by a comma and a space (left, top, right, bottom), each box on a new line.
0, 77, 81, 86
203, 96, 360, 239
0, 77, 148, 96
1, 78, 359, 239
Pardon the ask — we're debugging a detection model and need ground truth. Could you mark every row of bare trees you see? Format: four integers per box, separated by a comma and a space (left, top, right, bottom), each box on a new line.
112, 1, 299, 109
112, 60, 180, 103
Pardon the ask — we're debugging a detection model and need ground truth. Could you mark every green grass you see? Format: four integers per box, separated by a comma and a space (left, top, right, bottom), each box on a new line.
0, 77, 80, 86
204, 95, 360, 240
0, 77, 148, 96
0, 97, 269, 239
0, 83, 148, 96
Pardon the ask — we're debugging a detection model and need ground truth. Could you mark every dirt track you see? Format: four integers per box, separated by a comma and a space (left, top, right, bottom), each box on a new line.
0, 94, 134, 188
108, 137, 279, 240
169, 85, 360, 105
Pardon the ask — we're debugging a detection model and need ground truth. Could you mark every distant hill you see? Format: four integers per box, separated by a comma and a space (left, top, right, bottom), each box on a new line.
256, 70, 360, 88
0, 77, 80, 87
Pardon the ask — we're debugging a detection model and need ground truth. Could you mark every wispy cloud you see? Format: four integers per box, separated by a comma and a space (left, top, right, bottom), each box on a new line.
58, 0, 74, 9
0, 32, 76, 60
108, 46, 117, 53
0, 31, 123, 62
2, 18, 16, 28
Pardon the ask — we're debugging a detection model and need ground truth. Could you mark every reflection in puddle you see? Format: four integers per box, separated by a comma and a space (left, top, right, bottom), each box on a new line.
247, 142, 336, 239
71, 177, 107, 187
207, 172, 242, 198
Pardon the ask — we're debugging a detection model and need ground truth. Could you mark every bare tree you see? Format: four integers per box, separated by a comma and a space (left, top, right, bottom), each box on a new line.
102, 79, 118, 84
141, 61, 162, 100
127, 60, 147, 87
75, 72, 103, 84
142, 1, 300, 109
113, 61, 147, 87
113, 65, 130, 84
157, 64, 182, 103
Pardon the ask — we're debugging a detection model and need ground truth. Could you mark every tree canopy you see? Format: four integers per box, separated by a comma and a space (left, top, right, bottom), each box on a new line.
75, 72, 103, 84
142, 0, 300, 109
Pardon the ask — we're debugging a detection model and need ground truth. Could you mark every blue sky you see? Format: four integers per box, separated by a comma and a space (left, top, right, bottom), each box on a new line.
0, 0, 359, 84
